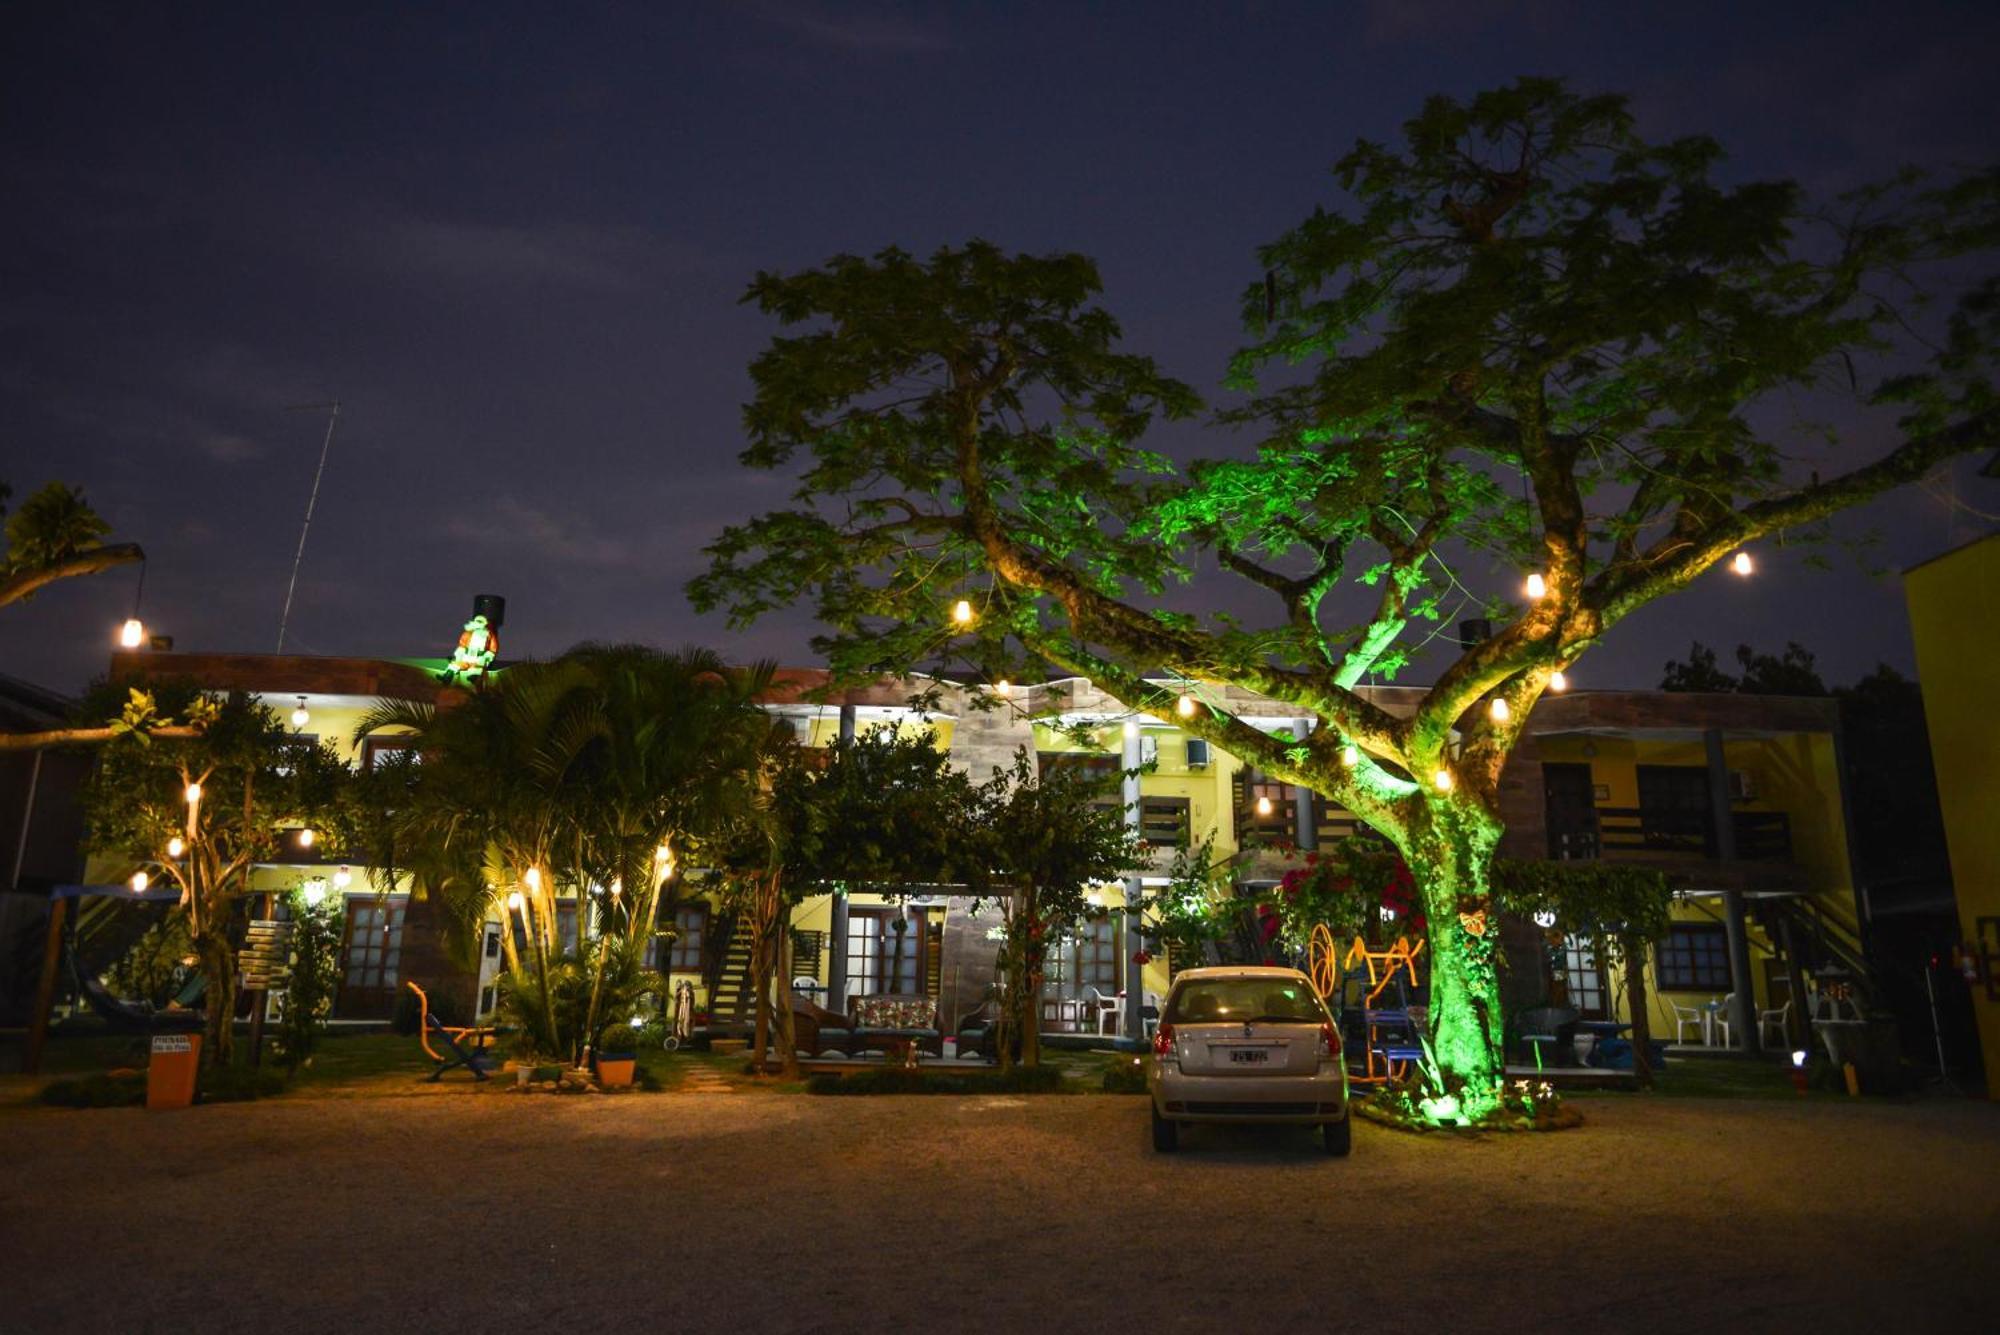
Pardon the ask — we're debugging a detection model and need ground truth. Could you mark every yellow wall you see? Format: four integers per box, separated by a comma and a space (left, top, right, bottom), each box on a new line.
1907, 533, 2000, 1090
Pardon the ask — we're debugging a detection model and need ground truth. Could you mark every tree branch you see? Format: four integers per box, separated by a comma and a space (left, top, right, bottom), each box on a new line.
0, 542, 145, 610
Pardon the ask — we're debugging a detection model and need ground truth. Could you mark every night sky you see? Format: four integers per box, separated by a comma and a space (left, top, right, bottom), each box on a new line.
6, 2, 1997, 699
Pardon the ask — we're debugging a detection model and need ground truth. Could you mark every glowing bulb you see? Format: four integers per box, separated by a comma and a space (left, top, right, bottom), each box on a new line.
129, 870, 150, 892
654, 844, 672, 864
951, 599, 974, 626
334, 865, 352, 888
1790, 1049, 1808, 1069
1379, 904, 1397, 922
506, 890, 525, 913
184, 782, 202, 805
302, 879, 327, 907
1548, 670, 1569, 693
609, 879, 623, 898
166, 836, 184, 859
994, 679, 1011, 697
1433, 768, 1454, 791
1731, 550, 1753, 576
1341, 743, 1358, 766
1176, 693, 1196, 718
291, 697, 310, 730
629, 1016, 645, 1029
524, 867, 541, 891
1532, 909, 1557, 929
1489, 697, 1511, 723
119, 618, 145, 649
297, 827, 315, 849
1524, 571, 1547, 600
1255, 794, 1273, 817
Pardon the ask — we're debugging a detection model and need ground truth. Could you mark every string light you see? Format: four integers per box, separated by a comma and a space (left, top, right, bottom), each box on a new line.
609, 879, 623, 899
166, 836, 184, 859
119, 618, 146, 649
1731, 550, 1753, 576
1548, 670, 1569, 693
951, 599, 974, 625
297, 827, 315, 849
1433, 768, 1454, 792
1524, 572, 1547, 600
291, 696, 311, 730
994, 679, 1011, 697
1342, 743, 1359, 766
1489, 697, 1511, 723
129, 870, 150, 892
507, 890, 525, 913
524, 867, 541, 891
184, 782, 202, 806
1255, 794, 1274, 817
1176, 693, 1196, 718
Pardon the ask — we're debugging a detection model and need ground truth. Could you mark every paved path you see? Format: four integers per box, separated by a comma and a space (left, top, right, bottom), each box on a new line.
2, 1092, 1994, 1333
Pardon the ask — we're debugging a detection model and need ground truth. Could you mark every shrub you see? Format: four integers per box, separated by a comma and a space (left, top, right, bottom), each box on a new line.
1100, 1058, 1149, 1094
39, 1072, 145, 1108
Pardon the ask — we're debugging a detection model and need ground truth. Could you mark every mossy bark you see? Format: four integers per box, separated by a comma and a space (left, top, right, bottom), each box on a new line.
1403, 801, 1506, 1121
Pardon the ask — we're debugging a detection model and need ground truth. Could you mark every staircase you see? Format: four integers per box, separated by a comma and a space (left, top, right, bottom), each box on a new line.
704, 915, 758, 1024
1754, 894, 1881, 1014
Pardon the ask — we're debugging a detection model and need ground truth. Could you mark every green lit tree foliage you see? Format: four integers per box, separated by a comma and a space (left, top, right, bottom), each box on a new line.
82, 693, 349, 1067
694, 81, 2000, 1121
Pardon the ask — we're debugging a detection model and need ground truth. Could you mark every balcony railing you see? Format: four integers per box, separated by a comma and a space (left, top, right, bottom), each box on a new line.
1550, 808, 1793, 863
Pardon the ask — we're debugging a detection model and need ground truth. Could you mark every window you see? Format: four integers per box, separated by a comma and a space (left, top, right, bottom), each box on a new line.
1074, 917, 1119, 992
1236, 770, 1300, 847
660, 906, 705, 974
845, 908, 924, 1001
1139, 797, 1190, 849
1656, 924, 1731, 991
342, 898, 407, 992
362, 736, 421, 770
1560, 934, 1606, 1019
1166, 977, 1326, 1024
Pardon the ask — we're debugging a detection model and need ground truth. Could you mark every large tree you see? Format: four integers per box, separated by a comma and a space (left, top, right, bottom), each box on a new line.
693, 81, 2000, 1120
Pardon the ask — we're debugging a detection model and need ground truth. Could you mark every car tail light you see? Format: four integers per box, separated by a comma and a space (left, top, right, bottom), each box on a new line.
1152, 1022, 1175, 1058
1318, 1022, 1341, 1059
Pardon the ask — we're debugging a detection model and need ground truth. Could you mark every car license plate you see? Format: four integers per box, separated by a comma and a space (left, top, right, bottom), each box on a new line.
1229, 1049, 1268, 1065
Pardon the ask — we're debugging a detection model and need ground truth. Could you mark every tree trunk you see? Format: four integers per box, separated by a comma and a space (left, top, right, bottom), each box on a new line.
198, 933, 237, 1069
773, 914, 799, 1078
1621, 931, 1654, 1090
1404, 808, 1506, 1123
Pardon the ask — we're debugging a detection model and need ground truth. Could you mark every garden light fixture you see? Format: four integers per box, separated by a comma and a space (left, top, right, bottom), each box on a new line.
1548, 670, 1569, 693
1732, 550, 1754, 576
1524, 571, 1546, 600
291, 696, 310, 730
184, 782, 202, 806
119, 618, 145, 649
994, 679, 1011, 697
1489, 697, 1510, 723
1176, 692, 1195, 718
297, 827, 315, 849
129, 870, 149, 892
1255, 794, 1273, 817
166, 836, 184, 858
1433, 768, 1453, 791
524, 867, 541, 891
951, 598, 974, 625
507, 890, 525, 912
1341, 743, 1358, 766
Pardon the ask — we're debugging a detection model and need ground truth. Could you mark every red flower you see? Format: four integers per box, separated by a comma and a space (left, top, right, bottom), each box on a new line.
1132, 950, 1152, 966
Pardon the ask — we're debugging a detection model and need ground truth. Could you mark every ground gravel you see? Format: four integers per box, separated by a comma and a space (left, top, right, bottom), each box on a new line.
2, 1088, 1995, 1333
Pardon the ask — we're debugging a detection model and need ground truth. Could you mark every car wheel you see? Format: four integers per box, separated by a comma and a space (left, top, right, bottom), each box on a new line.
1322, 1113, 1351, 1157
1151, 1106, 1179, 1153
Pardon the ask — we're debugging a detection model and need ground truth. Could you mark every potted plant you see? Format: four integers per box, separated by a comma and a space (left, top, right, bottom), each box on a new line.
594, 1022, 641, 1089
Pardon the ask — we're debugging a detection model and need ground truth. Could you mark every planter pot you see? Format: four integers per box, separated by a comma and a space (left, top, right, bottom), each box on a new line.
595, 1056, 637, 1089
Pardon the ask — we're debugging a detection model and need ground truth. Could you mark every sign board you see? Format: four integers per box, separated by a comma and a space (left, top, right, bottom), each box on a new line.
239, 919, 294, 990
151, 1034, 192, 1055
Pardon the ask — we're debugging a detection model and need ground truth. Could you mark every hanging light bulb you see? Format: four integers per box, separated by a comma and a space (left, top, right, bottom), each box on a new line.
119, 618, 146, 649
1489, 697, 1511, 723
608, 879, 623, 899
1341, 743, 1359, 767
130, 870, 150, 892
166, 836, 185, 859
1433, 768, 1454, 791
1255, 794, 1274, 817
524, 867, 541, 891
334, 865, 353, 888
1548, 670, 1569, 693
994, 679, 1011, 697
291, 696, 311, 730
951, 599, 974, 626
1176, 693, 1196, 718
1524, 571, 1547, 600
184, 782, 202, 806
1731, 550, 1753, 576
297, 827, 315, 849
507, 890, 525, 913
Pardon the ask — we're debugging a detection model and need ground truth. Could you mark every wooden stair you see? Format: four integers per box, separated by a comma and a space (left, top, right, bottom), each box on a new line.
707, 927, 758, 1023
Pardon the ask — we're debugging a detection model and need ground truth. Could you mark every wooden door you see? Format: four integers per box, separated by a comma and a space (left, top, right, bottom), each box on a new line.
1543, 763, 1599, 859
337, 897, 408, 1018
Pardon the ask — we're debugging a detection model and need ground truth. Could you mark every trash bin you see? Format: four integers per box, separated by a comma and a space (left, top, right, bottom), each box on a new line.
146, 1033, 201, 1110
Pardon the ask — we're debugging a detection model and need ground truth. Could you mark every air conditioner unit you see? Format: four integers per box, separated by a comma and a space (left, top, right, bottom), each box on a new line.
1140, 735, 1159, 765
1729, 770, 1755, 801
1185, 738, 1211, 768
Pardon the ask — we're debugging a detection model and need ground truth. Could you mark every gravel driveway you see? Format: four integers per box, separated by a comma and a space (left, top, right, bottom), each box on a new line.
2, 1090, 1994, 1333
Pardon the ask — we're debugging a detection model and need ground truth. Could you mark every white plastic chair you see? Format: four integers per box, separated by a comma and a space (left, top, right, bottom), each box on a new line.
1670, 1001, 1704, 1044
1758, 998, 1792, 1048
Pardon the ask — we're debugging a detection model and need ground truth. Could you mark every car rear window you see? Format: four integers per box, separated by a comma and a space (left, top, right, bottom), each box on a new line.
1166, 978, 1327, 1025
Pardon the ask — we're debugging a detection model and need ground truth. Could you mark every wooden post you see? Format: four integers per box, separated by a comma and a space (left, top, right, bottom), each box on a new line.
23, 894, 69, 1075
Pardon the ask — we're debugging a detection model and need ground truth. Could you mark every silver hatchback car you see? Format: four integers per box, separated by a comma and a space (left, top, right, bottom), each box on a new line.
1147, 965, 1350, 1155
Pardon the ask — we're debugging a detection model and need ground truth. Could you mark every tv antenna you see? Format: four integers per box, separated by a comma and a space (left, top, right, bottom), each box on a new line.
276, 401, 340, 655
